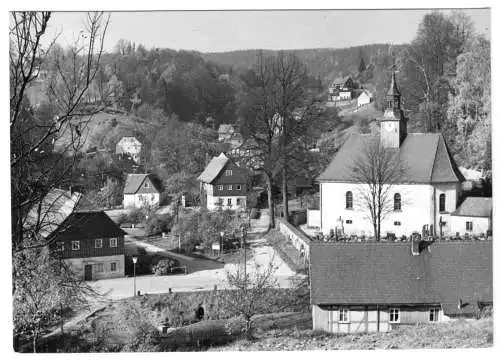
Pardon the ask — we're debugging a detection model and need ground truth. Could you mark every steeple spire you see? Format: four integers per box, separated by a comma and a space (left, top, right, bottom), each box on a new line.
386, 69, 401, 97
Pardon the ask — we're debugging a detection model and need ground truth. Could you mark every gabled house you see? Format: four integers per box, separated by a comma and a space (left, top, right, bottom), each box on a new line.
123, 173, 162, 209
310, 239, 492, 333
24, 188, 126, 281
116, 136, 142, 163
451, 197, 492, 236
318, 71, 465, 238
357, 89, 373, 107
49, 211, 126, 280
328, 75, 355, 102
197, 153, 248, 211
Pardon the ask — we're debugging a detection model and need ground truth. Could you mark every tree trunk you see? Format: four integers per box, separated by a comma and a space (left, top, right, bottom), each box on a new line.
265, 173, 275, 229
282, 165, 289, 222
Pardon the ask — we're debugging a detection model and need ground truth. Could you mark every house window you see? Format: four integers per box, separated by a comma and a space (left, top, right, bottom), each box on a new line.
58, 241, 64, 251
389, 308, 400, 323
228, 185, 233, 191
144, 182, 151, 188
429, 308, 439, 322
72, 240, 80, 251
218, 198, 223, 206
110, 262, 117, 272
95, 239, 103, 248
339, 309, 349, 323
225, 170, 232, 176
96, 263, 104, 273
346, 220, 352, 224
110, 238, 118, 248
439, 193, 446, 212
236, 198, 241, 206
218, 185, 223, 191
227, 198, 232, 206
394, 221, 401, 226
394, 193, 401, 211
466, 221, 473, 232
236, 185, 242, 190
345, 191, 353, 209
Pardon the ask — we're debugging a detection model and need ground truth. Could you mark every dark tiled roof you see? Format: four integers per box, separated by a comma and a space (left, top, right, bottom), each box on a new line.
386, 71, 401, 97
317, 133, 465, 184
452, 197, 492, 218
123, 173, 160, 194
50, 211, 126, 240
197, 153, 229, 184
309, 241, 492, 314
332, 75, 352, 85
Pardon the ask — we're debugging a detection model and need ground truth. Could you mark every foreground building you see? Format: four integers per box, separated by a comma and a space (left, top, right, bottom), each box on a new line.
318, 71, 466, 238
198, 152, 248, 211
451, 197, 492, 236
24, 188, 126, 280
309, 239, 492, 333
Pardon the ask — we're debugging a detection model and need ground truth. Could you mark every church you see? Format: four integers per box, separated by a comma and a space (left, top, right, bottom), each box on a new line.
317, 71, 468, 238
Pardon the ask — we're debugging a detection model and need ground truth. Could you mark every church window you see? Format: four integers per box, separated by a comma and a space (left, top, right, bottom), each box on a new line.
394, 193, 401, 211
345, 191, 353, 209
439, 193, 446, 212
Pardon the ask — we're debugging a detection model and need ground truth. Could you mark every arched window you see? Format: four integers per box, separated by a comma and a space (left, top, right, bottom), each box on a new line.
345, 191, 353, 209
439, 193, 446, 212
394, 193, 401, 211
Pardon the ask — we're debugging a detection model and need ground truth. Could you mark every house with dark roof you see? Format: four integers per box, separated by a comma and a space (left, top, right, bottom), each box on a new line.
451, 197, 492, 236
25, 189, 126, 280
317, 71, 465, 238
197, 152, 249, 211
328, 75, 355, 102
123, 173, 162, 209
309, 239, 492, 333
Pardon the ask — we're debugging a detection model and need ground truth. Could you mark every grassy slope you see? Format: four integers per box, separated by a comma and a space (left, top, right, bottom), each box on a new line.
212, 317, 493, 351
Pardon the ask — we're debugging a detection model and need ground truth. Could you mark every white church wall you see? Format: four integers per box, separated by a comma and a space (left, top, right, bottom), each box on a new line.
321, 182, 435, 237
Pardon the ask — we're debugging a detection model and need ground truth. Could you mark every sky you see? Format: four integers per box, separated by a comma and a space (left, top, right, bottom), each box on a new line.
44, 9, 490, 53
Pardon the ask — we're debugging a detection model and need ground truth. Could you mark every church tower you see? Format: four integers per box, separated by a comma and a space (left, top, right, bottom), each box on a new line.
380, 70, 407, 148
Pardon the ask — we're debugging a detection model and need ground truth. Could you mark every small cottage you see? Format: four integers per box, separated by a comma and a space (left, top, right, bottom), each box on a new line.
451, 197, 492, 237
116, 136, 142, 163
357, 89, 373, 107
123, 173, 162, 209
309, 239, 492, 334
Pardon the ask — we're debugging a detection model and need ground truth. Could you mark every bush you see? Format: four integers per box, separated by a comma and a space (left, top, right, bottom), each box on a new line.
250, 208, 261, 219
152, 258, 179, 276
146, 214, 173, 236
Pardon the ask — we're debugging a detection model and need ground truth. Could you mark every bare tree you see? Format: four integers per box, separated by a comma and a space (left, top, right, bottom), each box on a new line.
220, 257, 279, 339
10, 11, 110, 351
349, 137, 407, 241
10, 11, 110, 252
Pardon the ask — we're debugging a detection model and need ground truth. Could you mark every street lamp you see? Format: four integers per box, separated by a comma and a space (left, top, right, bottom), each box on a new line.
132, 256, 138, 296
240, 225, 247, 282
219, 231, 225, 256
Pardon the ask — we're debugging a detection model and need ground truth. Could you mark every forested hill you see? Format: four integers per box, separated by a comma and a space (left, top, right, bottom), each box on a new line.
201, 44, 393, 81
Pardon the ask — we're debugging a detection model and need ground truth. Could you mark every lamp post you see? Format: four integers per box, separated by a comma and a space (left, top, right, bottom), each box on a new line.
240, 225, 247, 282
219, 231, 224, 256
132, 256, 138, 296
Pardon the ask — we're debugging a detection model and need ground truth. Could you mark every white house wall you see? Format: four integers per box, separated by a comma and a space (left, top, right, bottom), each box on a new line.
207, 195, 247, 211
124, 193, 160, 209
433, 182, 461, 236
65, 254, 125, 280
451, 215, 490, 236
321, 182, 435, 237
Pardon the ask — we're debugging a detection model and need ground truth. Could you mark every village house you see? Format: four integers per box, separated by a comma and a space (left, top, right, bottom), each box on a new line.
123, 173, 162, 209
116, 136, 142, 163
328, 75, 355, 102
198, 152, 248, 211
357, 89, 373, 107
309, 239, 492, 334
450, 197, 492, 237
24, 188, 126, 281
317, 71, 466, 238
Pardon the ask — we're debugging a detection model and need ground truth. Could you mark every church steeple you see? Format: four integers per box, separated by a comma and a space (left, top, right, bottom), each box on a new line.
379, 69, 407, 148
